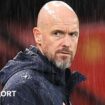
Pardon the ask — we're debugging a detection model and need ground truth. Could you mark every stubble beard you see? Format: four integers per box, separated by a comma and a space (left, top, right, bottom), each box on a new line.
53, 54, 72, 70
44, 50, 72, 70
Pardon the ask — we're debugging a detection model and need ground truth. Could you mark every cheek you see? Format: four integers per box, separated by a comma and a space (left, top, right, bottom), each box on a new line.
48, 44, 56, 54
73, 42, 78, 54
41, 35, 60, 56
74, 42, 78, 49
41, 38, 55, 54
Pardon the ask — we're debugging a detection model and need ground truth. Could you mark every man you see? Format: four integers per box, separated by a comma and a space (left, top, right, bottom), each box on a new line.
0, 1, 85, 105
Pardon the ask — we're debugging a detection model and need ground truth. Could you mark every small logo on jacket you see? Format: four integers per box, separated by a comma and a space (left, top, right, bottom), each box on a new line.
63, 101, 72, 105
63, 102, 66, 105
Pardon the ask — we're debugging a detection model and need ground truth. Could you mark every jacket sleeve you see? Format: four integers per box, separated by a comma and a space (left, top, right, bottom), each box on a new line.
0, 80, 43, 105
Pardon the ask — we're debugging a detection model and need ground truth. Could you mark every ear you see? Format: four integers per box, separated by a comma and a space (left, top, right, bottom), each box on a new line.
33, 27, 42, 45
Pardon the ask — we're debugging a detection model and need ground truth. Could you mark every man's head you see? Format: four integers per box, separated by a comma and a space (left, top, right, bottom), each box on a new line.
33, 1, 79, 70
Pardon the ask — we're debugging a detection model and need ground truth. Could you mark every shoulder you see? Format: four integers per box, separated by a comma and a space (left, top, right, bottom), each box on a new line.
4, 69, 49, 91
1, 70, 52, 105
3, 69, 44, 91
0, 69, 46, 105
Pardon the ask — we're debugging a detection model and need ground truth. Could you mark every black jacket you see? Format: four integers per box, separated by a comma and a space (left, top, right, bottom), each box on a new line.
0, 45, 85, 105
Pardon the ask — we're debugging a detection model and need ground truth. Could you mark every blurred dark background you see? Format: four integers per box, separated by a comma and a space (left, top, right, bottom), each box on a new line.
0, 0, 105, 24
0, 0, 105, 105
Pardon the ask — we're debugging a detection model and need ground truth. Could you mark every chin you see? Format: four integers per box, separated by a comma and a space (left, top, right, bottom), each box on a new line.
54, 58, 71, 70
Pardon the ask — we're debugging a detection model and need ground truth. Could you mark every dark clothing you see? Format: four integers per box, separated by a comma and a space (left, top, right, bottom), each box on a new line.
0, 45, 85, 105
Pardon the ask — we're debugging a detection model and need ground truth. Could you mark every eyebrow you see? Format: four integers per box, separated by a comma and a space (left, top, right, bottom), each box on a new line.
51, 29, 79, 34
69, 31, 78, 35
51, 29, 66, 35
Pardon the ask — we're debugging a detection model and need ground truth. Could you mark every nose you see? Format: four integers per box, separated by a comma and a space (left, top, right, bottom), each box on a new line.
62, 34, 72, 47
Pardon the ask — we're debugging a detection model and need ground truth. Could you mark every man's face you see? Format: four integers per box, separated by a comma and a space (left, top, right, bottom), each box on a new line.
34, 4, 79, 70
40, 19, 79, 70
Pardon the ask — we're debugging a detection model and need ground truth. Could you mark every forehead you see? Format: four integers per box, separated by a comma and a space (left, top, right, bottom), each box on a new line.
37, 1, 79, 27
41, 13, 79, 28
44, 8, 78, 24
50, 22, 79, 32
38, 2, 79, 33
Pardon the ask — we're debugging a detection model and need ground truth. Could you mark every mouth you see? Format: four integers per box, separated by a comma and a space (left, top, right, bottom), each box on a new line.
61, 52, 70, 54
56, 50, 73, 58
59, 51, 71, 55
57, 52, 71, 57
56, 52, 71, 61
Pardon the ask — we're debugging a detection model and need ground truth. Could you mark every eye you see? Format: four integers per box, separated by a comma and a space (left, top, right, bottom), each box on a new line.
53, 31, 64, 37
54, 32, 61, 36
69, 32, 78, 38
